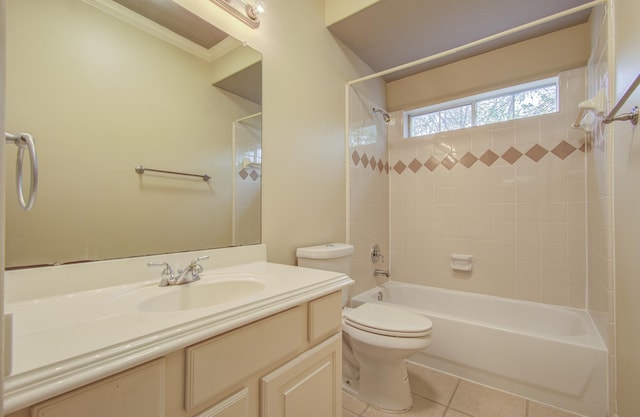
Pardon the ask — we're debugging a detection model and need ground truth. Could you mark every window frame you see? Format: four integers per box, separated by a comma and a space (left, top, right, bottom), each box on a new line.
404, 76, 559, 138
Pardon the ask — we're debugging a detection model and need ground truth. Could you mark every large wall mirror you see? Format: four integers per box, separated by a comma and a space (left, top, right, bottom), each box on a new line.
5, 0, 262, 268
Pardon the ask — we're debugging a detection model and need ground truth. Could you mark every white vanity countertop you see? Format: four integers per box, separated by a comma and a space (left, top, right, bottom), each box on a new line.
3, 260, 352, 414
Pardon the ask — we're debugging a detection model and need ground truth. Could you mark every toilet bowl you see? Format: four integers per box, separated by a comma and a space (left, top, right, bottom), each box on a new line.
296, 243, 433, 412
342, 303, 432, 411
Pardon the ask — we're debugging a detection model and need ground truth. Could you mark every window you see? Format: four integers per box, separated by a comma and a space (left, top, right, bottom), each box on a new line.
406, 77, 558, 138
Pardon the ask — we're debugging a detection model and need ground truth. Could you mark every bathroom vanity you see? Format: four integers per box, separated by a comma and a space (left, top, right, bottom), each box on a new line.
3, 245, 351, 417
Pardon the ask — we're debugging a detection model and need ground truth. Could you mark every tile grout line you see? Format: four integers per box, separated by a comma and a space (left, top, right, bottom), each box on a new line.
448, 378, 462, 407
442, 378, 463, 417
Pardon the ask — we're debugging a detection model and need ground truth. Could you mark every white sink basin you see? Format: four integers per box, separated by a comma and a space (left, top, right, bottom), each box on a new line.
138, 280, 266, 312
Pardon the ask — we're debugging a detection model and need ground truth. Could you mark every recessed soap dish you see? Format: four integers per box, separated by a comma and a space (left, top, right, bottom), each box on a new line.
450, 253, 472, 271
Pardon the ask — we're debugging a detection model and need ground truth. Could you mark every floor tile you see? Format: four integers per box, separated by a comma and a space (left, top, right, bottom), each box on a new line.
343, 391, 368, 415
449, 380, 526, 417
343, 409, 361, 417
528, 401, 584, 417
361, 395, 446, 417
443, 409, 472, 417
407, 361, 460, 406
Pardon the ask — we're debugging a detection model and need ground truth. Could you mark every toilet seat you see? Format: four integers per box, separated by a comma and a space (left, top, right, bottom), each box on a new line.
343, 303, 432, 338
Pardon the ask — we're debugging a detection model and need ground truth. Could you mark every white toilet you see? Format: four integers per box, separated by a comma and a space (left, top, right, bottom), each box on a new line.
296, 243, 433, 412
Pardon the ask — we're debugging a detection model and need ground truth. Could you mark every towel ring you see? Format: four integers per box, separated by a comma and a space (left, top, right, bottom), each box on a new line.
5, 132, 38, 211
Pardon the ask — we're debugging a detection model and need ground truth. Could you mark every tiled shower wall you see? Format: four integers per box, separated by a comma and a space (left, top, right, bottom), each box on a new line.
348, 88, 390, 297
384, 67, 588, 308
585, 5, 615, 416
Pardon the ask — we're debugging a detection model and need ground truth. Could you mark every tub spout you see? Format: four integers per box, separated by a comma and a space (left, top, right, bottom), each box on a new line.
374, 269, 390, 278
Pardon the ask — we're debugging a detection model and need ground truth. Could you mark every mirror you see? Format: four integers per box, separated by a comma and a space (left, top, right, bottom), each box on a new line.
5, 0, 262, 268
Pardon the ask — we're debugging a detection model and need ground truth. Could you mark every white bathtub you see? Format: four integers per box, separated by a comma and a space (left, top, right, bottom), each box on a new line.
351, 282, 607, 417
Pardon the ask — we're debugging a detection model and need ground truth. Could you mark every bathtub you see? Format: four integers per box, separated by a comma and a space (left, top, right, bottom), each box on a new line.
351, 282, 607, 417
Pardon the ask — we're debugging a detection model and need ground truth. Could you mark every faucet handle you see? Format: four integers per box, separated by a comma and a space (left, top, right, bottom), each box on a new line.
148, 262, 174, 286
371, 244, 384, 263
189, 255, 210, 266
148, 261, 173, 274
188, 255, 209, 281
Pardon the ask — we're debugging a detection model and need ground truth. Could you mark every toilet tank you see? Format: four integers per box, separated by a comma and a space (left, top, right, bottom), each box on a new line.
296, 243, 354, 275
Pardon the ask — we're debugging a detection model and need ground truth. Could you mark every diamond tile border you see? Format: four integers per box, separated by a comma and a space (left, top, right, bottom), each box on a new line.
525, 144, 548, 162
408, 158, 422, 173
425, 156, 440, 172
393, 161, 407, 174
238, 168, 261, 181
460, 152, 478, 168
351, 150, 388, 173
551, 140, 577, 160
479, 150, 499, 166
350, 140, 586, 174
502, 147, 523, 165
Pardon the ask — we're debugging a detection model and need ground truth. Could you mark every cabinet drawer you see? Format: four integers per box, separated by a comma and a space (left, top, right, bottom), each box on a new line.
185, 306, 305, 411
308, 291, 342, 344
31, 359, 165, 417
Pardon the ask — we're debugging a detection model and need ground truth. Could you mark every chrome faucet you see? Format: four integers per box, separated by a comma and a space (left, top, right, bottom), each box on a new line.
148, 256, 209, 286
374, 269, 390, 278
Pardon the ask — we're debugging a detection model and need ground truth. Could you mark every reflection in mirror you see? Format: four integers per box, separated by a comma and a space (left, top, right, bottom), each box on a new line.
5, 0, 262, 268
233, 113, 262, 246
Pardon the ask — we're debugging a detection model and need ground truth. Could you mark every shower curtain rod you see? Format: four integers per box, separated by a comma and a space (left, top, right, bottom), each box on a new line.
347, 0, 606, 86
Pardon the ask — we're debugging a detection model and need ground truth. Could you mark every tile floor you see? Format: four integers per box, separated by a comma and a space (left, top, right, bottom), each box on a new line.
342, 361, 584, 417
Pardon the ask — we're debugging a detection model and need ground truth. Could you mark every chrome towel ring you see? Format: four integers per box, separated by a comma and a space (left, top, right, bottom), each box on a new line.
5, 132, 38, 211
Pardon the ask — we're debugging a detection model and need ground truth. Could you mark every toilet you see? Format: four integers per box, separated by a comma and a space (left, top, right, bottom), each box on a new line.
296, 243, 432, 412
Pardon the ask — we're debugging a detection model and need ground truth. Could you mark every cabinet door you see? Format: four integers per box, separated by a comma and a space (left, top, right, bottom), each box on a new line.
31, 359, 165, 417
193, 388, 249, 417
260, 333, 341, 417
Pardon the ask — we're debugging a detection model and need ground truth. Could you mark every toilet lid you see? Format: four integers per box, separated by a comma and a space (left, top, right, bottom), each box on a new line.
343, 303, 432, 337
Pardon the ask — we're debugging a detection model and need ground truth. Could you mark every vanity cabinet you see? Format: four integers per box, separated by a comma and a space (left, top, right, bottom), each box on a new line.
30, 359, 166, 417
6, 291, 343, 417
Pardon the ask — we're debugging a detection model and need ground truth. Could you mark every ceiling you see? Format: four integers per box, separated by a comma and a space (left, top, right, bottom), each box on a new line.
328, 0, 595, 82
113, 0, 229, 48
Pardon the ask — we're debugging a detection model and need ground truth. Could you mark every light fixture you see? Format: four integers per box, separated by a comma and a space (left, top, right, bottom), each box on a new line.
211, 0, 265, 29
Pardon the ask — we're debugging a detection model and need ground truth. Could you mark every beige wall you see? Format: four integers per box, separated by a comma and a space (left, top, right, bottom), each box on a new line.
387, 23, 590, 112
174, 0, 375, 265
612, 0, 640, 414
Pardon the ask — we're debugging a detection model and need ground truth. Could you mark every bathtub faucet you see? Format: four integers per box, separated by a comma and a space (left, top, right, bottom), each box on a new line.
374, 269, 390, 278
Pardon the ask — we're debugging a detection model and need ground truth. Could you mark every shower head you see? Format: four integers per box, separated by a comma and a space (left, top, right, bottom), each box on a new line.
372, 107, 391, 123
